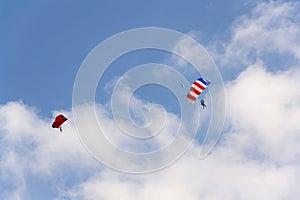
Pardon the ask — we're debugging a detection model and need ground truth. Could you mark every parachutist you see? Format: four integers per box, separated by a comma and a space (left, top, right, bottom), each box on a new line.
200, 99, 206, 109
186, 78, 210, 104
52, 114, 68, 132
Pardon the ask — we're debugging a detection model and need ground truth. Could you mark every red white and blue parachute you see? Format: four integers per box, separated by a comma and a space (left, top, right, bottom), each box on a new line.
186, 78, 211, 104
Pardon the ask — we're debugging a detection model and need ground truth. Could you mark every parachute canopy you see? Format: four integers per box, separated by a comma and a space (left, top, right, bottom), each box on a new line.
52, 114, 68, 129
186, 78, 211, 104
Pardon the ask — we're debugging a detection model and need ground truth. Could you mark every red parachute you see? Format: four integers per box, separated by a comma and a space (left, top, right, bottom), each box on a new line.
52, 114, 68, 132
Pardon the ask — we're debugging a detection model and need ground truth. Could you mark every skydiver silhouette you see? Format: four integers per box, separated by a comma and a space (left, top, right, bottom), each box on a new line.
200, 99, 206, 109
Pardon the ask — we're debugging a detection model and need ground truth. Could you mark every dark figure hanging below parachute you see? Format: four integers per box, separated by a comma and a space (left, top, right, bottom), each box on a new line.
200, 99, 206, 109
52, 114, 68, 132
186, 77, 210, 109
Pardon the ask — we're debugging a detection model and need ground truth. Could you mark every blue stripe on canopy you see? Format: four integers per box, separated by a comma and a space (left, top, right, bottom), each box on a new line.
198, 78, 211, 86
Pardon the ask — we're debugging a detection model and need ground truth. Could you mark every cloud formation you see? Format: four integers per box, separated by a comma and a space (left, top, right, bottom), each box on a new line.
210, 1, 300, 69
62, 62, 300, 200
1, 64, 300, 199
1, 1, 300, 200
0, 102, 99, 199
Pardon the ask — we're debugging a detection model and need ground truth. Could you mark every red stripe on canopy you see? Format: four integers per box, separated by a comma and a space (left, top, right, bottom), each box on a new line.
193, 81, 205, 90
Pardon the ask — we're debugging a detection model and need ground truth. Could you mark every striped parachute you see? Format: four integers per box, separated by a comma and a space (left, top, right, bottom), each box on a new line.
186, 78, 211, 104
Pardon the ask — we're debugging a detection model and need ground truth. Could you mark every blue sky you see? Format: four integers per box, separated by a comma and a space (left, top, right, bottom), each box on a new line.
0, 0, 254, 114
1, 0, 300, 199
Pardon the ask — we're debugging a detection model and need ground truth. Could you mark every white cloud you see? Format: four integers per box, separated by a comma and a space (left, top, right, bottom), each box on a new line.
59, 1, 300, 197
225, 63, 300, 164
172, 31, 209, 67
209, 1, 300, 68
1, 64, 300, 199
0, 93, 196, 198
166, 31, 214, 80
2, 2, 300, 199
0, 101, 99, 199
61, 61, 300, 200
